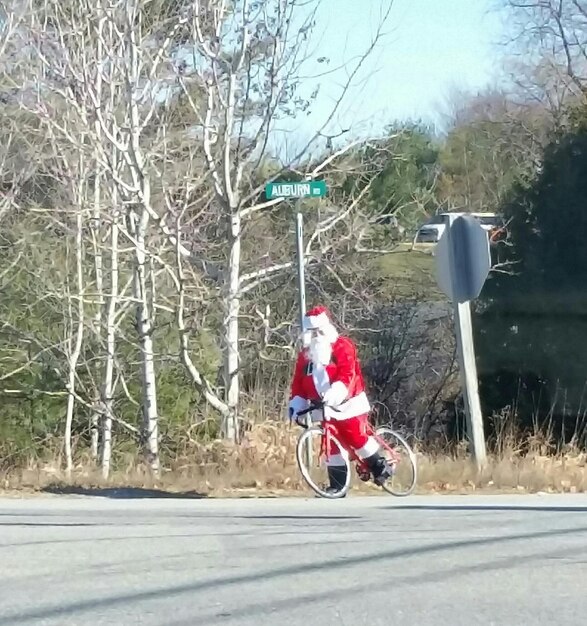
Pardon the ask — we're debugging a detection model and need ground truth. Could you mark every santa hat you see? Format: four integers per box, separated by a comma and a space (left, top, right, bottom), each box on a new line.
303, 305, 333, 332
301, 305, 339, 345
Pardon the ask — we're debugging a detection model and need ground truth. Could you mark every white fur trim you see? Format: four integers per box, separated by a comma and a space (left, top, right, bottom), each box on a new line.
312, 363, 330, 395
355, 436, 380, 459
322, 324, 339, 344
325, 452, 349, 467
303, 311, 331, 331
323, 381, 348, 407
288, 395, 308, 415
304, 312, 339, 346
324, 391, 371, 421
309, 337, 333, 365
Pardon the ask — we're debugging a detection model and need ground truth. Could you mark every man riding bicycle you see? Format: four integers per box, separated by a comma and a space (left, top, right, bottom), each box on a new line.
288, 305, 394, 494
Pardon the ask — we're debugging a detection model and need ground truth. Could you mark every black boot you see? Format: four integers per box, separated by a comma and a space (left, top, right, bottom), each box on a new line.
326, 465, 348, 495
363, 453, 394, 486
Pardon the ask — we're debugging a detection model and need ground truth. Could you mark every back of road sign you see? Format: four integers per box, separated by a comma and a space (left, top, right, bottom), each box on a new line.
435, 214, 491, 303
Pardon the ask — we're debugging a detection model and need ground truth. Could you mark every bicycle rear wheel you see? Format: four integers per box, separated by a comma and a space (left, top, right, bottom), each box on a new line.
296, 426, 351, 499
375, 426, 417, 497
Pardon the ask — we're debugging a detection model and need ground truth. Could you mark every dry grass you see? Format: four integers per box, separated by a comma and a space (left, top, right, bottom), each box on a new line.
415, 445, 587, 495
2, 421, 587, 498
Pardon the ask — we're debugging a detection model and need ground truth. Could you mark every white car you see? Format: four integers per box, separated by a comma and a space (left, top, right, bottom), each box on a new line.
414, 212, 503, 244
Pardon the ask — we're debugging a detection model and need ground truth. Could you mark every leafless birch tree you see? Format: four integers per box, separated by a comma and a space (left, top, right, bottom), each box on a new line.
169, 0, 394, 441
4, 0, 398, 467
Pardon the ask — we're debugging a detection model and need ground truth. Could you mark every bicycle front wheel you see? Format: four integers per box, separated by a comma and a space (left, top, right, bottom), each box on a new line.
296, 426, 351, 499
375, 426, 417, 497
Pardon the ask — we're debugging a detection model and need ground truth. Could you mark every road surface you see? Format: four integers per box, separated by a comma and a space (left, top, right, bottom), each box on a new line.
1, 492, 587, 625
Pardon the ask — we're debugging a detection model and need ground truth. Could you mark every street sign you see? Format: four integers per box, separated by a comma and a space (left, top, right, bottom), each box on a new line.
435, 214, 491, 303
265, 180, 327, 200
434, 213, 491, 470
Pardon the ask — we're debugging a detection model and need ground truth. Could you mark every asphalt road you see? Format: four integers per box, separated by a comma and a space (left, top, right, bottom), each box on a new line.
1, 492, 587, 625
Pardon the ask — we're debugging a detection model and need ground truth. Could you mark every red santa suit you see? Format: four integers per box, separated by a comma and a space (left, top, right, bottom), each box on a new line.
288, 306, 381, 467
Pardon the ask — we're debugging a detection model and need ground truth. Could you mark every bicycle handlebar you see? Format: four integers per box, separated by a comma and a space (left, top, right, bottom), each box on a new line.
296, 400, 325, 417
293, 400, 341, 429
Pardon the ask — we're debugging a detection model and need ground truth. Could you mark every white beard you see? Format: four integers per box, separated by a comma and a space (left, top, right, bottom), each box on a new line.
309, 336, 332, 366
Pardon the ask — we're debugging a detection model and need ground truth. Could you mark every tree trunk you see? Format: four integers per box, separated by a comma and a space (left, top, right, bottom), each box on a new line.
131, 210, 159, 474
100, 21, 118, 477
90, 21, 104, 461
223, 213, 241, 442
120, 0, 159, 473
65, 196, 85, 478
175, 229, 231, 418
101, 213, 119, 479
90, 170, 103, 460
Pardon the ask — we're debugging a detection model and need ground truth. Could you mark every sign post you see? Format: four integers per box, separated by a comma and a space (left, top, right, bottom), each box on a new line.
266, 180, 328, 467
265, 180, 328, 332
295, 213, 306, 336
434, 214, 490, 470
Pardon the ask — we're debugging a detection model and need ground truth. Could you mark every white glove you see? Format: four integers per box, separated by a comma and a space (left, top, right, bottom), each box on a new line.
322, 381, 348, 407
288, 395, 308, 420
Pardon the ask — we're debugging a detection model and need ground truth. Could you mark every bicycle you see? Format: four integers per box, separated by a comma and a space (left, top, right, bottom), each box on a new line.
293, 400, 418, 499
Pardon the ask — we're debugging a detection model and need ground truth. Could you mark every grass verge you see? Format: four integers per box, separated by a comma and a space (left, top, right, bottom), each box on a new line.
376, 245, 440, 299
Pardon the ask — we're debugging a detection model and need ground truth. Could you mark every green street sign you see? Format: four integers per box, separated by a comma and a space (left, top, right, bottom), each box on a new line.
265, 180, 327, 200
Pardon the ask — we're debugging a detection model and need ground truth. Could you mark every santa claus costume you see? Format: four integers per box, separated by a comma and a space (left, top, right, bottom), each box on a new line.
288, 305, 393, 493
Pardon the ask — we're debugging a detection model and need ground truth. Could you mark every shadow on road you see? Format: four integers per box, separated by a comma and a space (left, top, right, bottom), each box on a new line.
39, 485, 207, 500
0, 522, 102, 528
3, 521, 587, 625
236, 515, 361, 520
385, 504, 587, 513
167, 540, 587, 625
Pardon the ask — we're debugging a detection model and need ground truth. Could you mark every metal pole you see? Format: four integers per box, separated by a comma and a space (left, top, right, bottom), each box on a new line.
295, 212, 312, 468
445, 214, 488, 471
453, 299, 487, 469
295, 212, 306, 331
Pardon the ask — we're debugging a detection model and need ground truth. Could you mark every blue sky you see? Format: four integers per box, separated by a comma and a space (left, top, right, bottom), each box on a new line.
272, 0, 507, 154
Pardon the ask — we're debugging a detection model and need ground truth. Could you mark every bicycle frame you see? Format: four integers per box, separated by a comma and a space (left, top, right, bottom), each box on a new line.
296, 402, 402, 471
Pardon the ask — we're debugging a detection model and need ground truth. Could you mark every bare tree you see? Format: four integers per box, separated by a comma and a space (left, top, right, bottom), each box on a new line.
4, 0, 400, 467
88, 12, 106, 461
498, 0, 587, 114
63, 155, 87, 476
9, 0, 167, 473
435, 86, 551, 213
170, 0, 395, 441
100, 48, 123, 478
